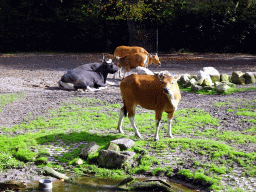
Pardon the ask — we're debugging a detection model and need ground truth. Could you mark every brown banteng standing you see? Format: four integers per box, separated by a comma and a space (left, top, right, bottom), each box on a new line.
117, 73, 181, 141
113, 45, 149, 60
117, 52, 161, 79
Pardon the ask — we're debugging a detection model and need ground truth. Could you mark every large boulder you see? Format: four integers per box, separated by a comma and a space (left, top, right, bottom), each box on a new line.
198, 67, 220, 83
197, 70, 213, 86
231, 71, 245, 84
97, 150, 135, 169
111, 138, 135, 150
80, 141, 100, 159
244, 72, 256, 84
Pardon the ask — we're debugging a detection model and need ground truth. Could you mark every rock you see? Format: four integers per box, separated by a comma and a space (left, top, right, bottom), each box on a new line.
97, 150, 135, 169
202, 78, 212, 87
107, 142, 120, 151
202, 86, 213, 91
111, 138, 135, 150
215, 83, 230, 93
231, 71, 245, 84
80, 141, 100, 159
197, 70, 212, 86
127, 180, 172, 192
183, 78, 196, 88
202, 67, 220, 76
190, 75, 198, 81
178, 74, 190, 86
0, 180, 27, 190
191, 84, 202, 92
227, 82, 236, 88
244, 72, 256, 84
210, 75, 220, 83
220, 74, 230, 83
75, 158, 84, 165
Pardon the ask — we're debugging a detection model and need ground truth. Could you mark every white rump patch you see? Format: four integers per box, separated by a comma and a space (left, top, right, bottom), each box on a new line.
106, 80, 119, 86
87, 86, 108, 92
106, 59, 112, 63
58, 81, 74, 90
131, 66, 154, 75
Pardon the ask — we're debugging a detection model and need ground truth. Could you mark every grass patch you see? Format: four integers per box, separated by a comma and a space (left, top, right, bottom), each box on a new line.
180, 85, 256, 95
0, 93, 24, 111
1, 94, 256, 191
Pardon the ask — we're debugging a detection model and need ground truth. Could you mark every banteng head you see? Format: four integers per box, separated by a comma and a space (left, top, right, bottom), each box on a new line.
102, 54, 119, 74
158, 72, 180, 100
149, 53, 161, 67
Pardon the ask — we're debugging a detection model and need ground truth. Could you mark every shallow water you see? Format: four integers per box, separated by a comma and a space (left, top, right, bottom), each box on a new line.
21, 177, 197, 192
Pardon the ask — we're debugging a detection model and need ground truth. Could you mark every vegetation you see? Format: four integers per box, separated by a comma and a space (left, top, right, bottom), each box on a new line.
1, 0, 256, 53
0, 93, 256, 191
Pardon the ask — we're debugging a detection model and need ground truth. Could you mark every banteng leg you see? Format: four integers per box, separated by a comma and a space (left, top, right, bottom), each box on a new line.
126, 104, 142, 139
117, 107, 125, 134
129, 116, 142, 139
167, 112, 175, 138
154, 111, 163, 141
154, 120, 161, 141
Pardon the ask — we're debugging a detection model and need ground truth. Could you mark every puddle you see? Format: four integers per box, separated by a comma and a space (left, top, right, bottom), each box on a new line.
20, 177, 198, 192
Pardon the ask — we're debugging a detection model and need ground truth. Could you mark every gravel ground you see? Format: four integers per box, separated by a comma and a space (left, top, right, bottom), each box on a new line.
0, 53, 256, 191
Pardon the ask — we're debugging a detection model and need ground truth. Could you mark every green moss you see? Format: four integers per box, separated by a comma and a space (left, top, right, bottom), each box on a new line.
177, 169, 193, 178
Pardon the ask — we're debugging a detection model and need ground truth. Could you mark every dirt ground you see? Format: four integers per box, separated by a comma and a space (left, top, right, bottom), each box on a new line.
0, 53, 256, 191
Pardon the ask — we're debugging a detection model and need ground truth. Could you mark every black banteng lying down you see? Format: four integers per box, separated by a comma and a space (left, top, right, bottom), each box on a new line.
58, 55, 118, 92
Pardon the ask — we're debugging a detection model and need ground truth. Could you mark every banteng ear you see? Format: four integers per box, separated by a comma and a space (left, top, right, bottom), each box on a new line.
157, 71, 165, 81
172, 75, 180, 83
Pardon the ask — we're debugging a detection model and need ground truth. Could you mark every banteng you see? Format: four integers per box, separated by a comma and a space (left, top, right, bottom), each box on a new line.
117, 73, 181, 141
58, 55, 118, 92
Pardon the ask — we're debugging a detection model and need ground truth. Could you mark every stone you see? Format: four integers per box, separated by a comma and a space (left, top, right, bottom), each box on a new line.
97, 150, 135, 169
75, 158, 83, 165
80, 141, 100, 159
227, 82, 236, 88
231, 71, 245, 84
220, 74, 230, 83
197, 70, 213, 86
244, 72, 256, 84
107, 142, 120, 151
215, 83, 230, 93
210, 75, 220, 83
202, 86, 213, 91
183, 78, 196, 88
111, 138, 135, 150
202, 78, 212, 87
202, 67, 220, 76
190, 75, 198, 81
178, 74, 190, 86
191, 84, 202, 92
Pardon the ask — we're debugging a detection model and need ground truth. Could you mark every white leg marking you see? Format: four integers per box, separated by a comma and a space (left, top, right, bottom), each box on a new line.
168, 118, 174, 138
106, 80, 118, 86
117, 109, 125, 134
129, 117, 142, 139
154, 120, 161, 141
58, 81, 75, 90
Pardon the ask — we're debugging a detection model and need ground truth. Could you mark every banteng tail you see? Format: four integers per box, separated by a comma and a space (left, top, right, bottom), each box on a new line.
124, 106, 127, 117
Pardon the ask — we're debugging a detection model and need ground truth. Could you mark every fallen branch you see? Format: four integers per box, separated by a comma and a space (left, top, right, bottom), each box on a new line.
43, 166, 70, 181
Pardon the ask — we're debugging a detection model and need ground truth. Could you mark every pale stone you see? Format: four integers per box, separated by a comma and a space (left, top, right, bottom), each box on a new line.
80, 141, 100, 159
111, 138, 135, 150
